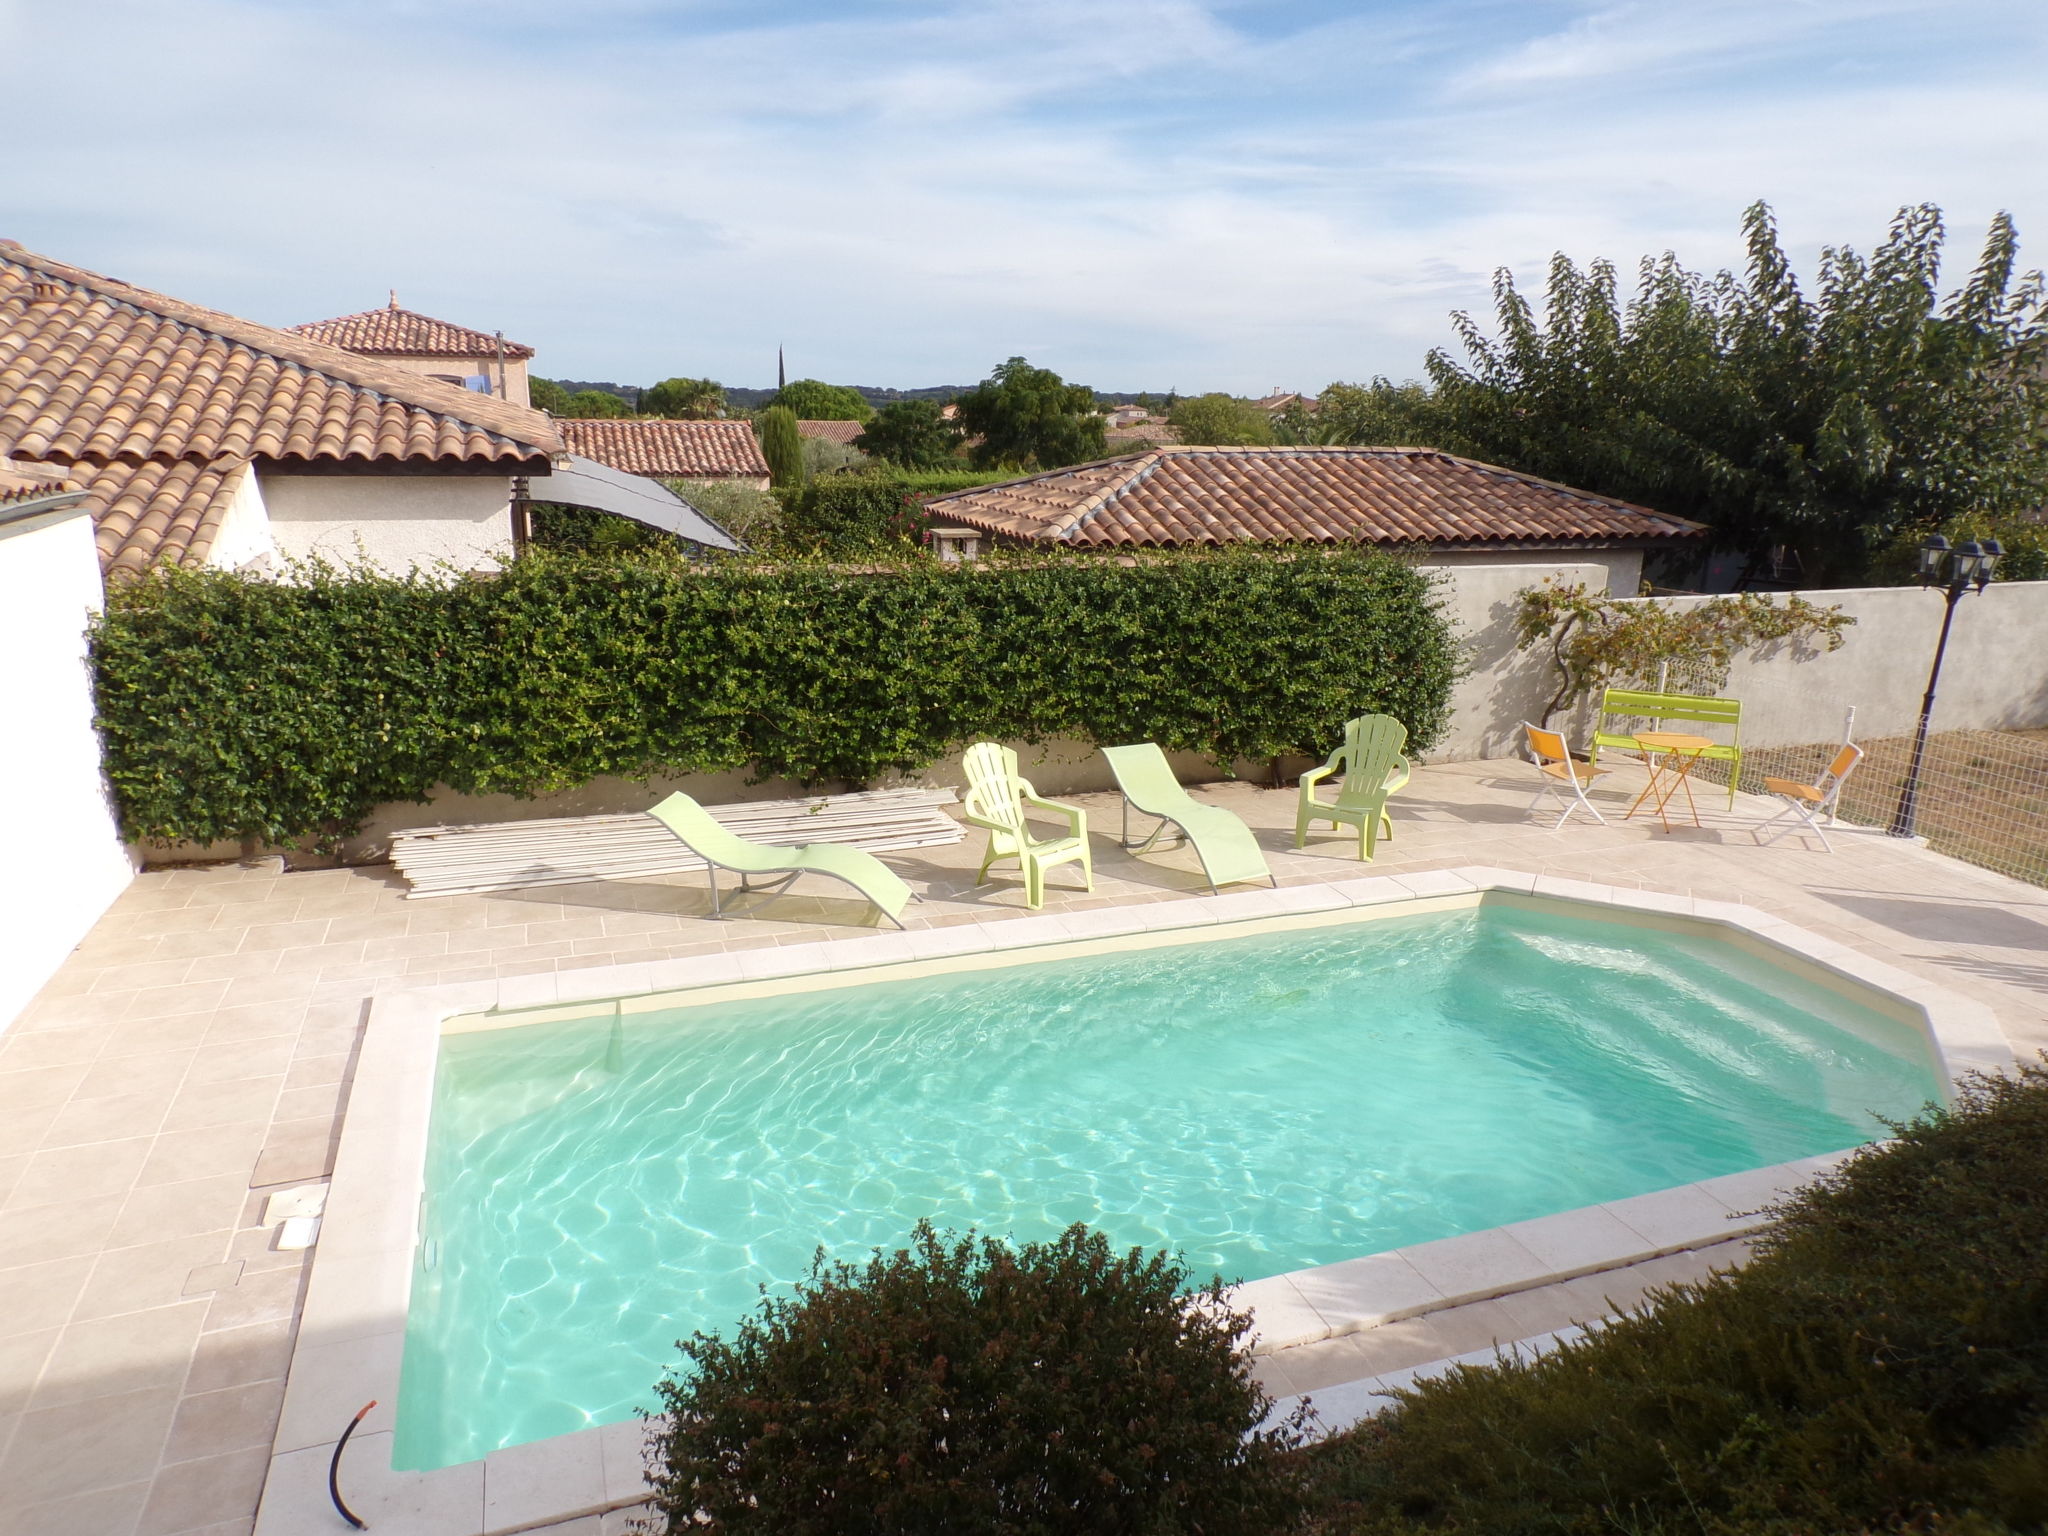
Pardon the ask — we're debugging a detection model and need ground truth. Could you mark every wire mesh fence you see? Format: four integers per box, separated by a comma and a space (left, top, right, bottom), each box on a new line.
1693, 726, 2048, 888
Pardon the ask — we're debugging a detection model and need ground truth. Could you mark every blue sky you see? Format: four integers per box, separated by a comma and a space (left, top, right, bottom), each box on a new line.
5, 0, 2044, 392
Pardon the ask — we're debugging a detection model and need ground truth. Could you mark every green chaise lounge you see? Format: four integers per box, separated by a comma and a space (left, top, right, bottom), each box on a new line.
1101, 742, 1275, 894
646, 792, 914, 928
1295, 713, 1411, 860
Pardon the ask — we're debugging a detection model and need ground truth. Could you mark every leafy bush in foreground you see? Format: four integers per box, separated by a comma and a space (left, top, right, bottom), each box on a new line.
1305, 1064, 2048, 1535
645, 1223, 1307, 1535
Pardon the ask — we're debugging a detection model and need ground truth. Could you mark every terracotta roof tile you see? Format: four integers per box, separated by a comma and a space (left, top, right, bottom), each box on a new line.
556, 418, 769, 479
289, 301, 535, 360
920, 446, 1707, 551
0, 242, 560, 575
795, 419, 866, 446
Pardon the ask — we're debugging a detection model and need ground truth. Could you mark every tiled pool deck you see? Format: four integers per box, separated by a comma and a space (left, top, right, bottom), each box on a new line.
3, 758, 2044, 1535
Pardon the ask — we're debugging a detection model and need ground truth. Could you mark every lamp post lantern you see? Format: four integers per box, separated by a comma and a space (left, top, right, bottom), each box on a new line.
1886, 533, 2002, 839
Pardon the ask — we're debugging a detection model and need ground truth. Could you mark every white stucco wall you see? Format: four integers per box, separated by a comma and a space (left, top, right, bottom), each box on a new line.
204, 462, 277, 571
260, 473, 515, 574
1423, 547, 1644, 599
0, 509, 137, 1028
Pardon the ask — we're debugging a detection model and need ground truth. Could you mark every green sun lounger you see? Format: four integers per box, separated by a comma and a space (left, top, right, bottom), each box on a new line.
646, 792, 914, 928
1102, 742, 1275, 894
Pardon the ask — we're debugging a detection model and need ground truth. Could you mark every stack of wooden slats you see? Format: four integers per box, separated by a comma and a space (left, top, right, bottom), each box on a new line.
388, 787, 962, 899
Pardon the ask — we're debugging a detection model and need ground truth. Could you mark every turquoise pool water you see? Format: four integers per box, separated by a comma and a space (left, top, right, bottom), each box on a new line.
394, 905, 1940, 1468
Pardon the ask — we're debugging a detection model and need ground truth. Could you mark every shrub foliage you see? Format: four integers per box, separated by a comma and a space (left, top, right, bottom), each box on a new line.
90, 547, 1454, 847
645, 1222, 1307, 1535
1306, 1064, 2048, 1535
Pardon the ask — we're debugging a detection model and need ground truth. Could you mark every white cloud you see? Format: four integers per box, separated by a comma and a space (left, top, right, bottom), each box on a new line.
5, 0, 2045, 393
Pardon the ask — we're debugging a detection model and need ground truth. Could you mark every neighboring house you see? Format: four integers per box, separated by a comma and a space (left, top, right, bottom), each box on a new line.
1105, 415, 1179, 449
1105, 404, 1152, 428
555, 419, 770, 489
1253, 390, 1314, 415
290, 295, 535, 406
918, 446, 1707, 589
795, 419, 866, 446
0, 242, 732, 580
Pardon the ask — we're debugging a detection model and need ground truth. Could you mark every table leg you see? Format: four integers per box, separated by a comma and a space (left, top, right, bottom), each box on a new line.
1625, 753, 1668, 821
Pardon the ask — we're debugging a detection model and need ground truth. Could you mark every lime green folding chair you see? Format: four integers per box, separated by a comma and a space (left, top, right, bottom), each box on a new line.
1101, 743, 1274, 894
646, 792, 914, 928
1295, 714, 1411, 860
961, 742, 1093, 908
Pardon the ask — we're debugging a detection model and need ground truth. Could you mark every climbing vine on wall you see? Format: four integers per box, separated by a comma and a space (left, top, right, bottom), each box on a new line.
90, 547, 1457, 848
1514, 580, 1855, 725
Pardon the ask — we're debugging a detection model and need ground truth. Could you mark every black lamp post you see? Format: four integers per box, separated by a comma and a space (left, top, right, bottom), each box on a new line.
1886, 533, 2002, 838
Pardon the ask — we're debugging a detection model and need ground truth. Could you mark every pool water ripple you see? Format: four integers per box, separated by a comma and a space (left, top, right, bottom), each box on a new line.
395, 905, 1938, 1467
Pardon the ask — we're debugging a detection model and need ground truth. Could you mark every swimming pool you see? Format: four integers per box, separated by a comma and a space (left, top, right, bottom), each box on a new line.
391, 901, 1940, 1468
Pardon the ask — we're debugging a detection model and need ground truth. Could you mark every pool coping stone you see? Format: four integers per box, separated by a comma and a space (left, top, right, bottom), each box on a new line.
251, 870, 2016, 1536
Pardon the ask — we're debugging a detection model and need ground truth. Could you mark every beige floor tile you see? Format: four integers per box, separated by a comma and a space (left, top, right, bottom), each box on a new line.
0, 1385, 179, 1505
181, 1318, 294, 1396
0, 1063, 92, 1111
0, 1024, 112, 1073
0, 1327, 60, 1415
135, 1125, 268, 1189
0, 1257, 94, 1339
0, 1194, 127, 1270
74, 1050, 196, 1103
202, 1267, 304, 1334
6, 1136, 155, 1212
162, 1378, 287, 1463
196, 1004, 304, 1047
29, 1300, 211, 1410
1, 1477, 152, 1536
99, 1016, 215, 1060
183, 1038, 296, 1089
183, 949, 288, 983
136, 1446, 270, 1536
41, 1092, 176, 1151
159, 1078, 283, 1136
0, 1103, 62, 1161
280, 1054, 350, 1092
117, 1176, 254, 1247
73, 1234, 235, 1324
121, 981, 236, 1019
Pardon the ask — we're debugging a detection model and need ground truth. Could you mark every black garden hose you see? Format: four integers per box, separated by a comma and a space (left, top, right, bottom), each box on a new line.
329, 1400, 377, 1529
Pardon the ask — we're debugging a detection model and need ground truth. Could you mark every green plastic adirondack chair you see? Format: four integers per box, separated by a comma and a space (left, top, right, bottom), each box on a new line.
1101, 743, 1274, 893
961, 742, 1093, 908
1294, 714, 1411, 859
646, 792, 913, 927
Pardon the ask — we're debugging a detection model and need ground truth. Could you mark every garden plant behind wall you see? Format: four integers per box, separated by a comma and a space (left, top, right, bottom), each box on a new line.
91, 547, 1456, 849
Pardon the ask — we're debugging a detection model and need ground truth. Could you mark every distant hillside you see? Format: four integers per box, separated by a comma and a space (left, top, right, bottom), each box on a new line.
548, 380, 1171, 411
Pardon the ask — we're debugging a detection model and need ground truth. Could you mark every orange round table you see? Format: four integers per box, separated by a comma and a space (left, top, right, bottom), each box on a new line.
1627, 731, 1715, 832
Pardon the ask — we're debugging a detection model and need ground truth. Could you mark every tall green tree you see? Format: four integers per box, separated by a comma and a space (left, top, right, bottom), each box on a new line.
641, 376, 727, 419
757, 405, 806, 488
768, 379, 874, 422
527, 376, 572, 415
1319, 202, 2048, 582
563, 388, 634, 419
853, 399, 965, 468
1167, 393, 1275, 447
953, 357, 1108, 471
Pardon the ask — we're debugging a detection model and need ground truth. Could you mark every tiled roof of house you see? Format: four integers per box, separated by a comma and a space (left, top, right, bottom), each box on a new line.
919, 446, 1708, 550
289, 299, 536, 360
555, 419, 769, 479
795, 419, 866, 446
0, 242, 559, 577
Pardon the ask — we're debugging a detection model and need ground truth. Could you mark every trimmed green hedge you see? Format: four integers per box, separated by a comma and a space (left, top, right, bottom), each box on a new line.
90, 547, 1455, 847
1304, 1064, 2048, 1535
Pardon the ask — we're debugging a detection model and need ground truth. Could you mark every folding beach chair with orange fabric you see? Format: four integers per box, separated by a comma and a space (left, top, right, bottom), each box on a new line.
1524, 723, 1610, 829
1755, 743, 1864, 852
